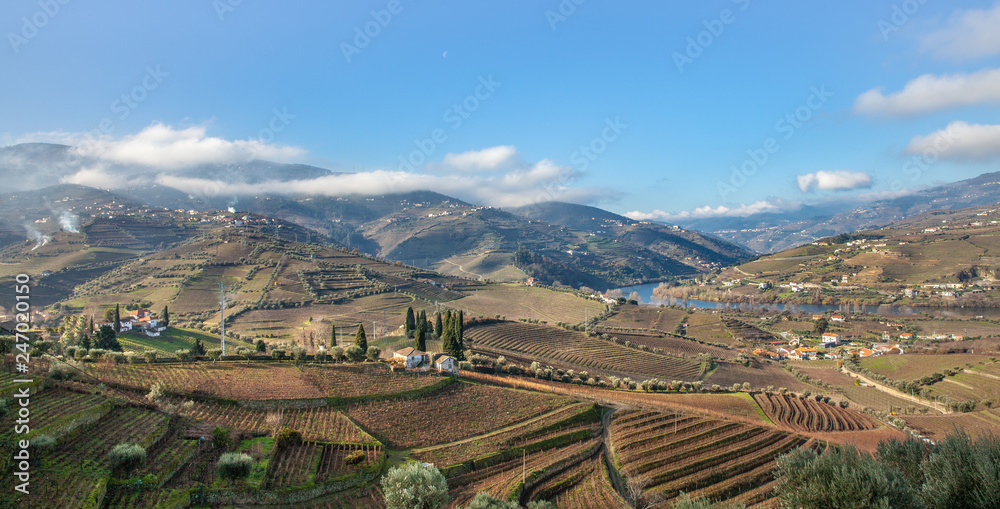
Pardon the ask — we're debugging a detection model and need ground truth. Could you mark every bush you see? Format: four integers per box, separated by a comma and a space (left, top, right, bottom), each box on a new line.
271, 349, 285, 360
275, 427, 303, 449
217, 452, 253, 482
146, 383, 164, 403
464, 492, 518, 508
108, 443, 146, 474
329, 346, 345, 362
48, 362, 76, 380
670, 493, 745, 508
382, 462, 450, 509
345, 345, 365, 363
344, 450, 366, 466
775, 445, 917, 508
366, 346, 382, 362
525, 501, 557, 509
212, 426, 230, 449
31, 434, 56, 450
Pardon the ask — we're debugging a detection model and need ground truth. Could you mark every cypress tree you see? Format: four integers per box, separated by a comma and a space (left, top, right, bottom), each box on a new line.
456, 310, 465, 360
114, 304, 121, 333
330, 325, 337, 347
89, 316, 94, 334
435, 312, 443, 338
355, 324, 367, 352
80, 334, 91, 351
161, 305, 169, 327
441, 311, 454, 356
415, 327, 426, 352
404, 307, 416, 338
418, 310, 427, 334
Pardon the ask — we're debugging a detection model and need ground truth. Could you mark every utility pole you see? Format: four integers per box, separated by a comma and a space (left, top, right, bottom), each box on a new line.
219, 282, 226, 356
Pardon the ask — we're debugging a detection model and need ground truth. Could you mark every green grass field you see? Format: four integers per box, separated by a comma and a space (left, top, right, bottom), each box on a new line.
116, 327, 255, 356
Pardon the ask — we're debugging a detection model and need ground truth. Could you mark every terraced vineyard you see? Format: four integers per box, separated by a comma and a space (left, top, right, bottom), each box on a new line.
610, 410, 813, 506
299, 364, 446, 398
87, 361, 445, 401
346, 381, 571, 448
178, 401, 375, 443
465, 322, 703, 381
265, 442, 325, 489
446, 437, 603, 507
535, 456, 628, 509
315, 444, 383, 481
0, 387, 110, 442
9, 407, 170, 509
752, 393, 877, 432
413, 403, 600, 468
592, 327, 734, 360
103, 422, 201, 509
264, 441, 384, 490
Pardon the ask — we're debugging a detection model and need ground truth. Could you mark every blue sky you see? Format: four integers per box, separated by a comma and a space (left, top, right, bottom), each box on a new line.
3, 1, 1000, 219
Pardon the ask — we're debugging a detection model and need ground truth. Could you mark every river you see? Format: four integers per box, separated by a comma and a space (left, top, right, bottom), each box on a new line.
616, 282, 1000, 319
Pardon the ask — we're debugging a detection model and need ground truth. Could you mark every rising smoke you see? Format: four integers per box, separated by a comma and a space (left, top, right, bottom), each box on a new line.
58, 210, 80, 233
24, 224, 51, 250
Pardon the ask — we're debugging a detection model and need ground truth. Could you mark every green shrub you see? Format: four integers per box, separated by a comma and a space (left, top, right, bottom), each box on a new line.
382, 462, 449, 509
464, 493, 518, 508
345, 345, 365, 362
217, 452, 253, 482
275, 427, 302, 449
31, 434, 56, 450
212, 426, 230, 449
344, 450, 366, 466
108, 443, 147, 474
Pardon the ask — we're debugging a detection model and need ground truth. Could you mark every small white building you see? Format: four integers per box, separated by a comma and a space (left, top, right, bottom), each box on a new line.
394, 347, 429, 369
433, 353, 458, 374
821, 332, 841, 347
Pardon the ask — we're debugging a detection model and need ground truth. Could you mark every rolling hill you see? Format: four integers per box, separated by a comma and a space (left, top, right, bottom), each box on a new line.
677, 170, 1000, 253
0, 143, 754, 288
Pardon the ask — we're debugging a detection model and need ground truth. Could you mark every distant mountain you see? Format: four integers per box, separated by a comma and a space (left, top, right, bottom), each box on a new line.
511, 202, 754, 267
0, 141, 757, 288
676, 171, 1000, 253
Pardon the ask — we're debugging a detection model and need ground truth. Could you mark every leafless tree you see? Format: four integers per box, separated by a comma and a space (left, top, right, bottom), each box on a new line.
624, 470, 664, 509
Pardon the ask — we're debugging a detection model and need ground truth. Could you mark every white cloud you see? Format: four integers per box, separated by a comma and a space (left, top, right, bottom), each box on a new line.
853, 68, 1000, 116
625, 200, 788, 221
153, 162, 607, 208
20, 124, 611, 208
921, 2, 1000, 60
797, 170, 873, 193
68, 123, 305, 168
905, 121, 1000, 161
436, 145, 519, 172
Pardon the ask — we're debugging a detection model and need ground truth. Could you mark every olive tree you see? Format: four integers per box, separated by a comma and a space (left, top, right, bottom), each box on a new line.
381, 462, 449, 509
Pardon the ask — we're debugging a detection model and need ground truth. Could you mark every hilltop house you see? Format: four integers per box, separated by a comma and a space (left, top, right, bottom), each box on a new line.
393, 347, 430, 370
432, 353, 458, 374
830, 315, 845, 323
790, 347, 818, 361
821, 332, 841, 347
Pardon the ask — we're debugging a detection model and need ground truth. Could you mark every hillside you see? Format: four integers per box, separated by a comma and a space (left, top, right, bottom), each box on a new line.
711, 202, 1000, 307
678, 170, 1000, 253
0, 144, 755, 287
